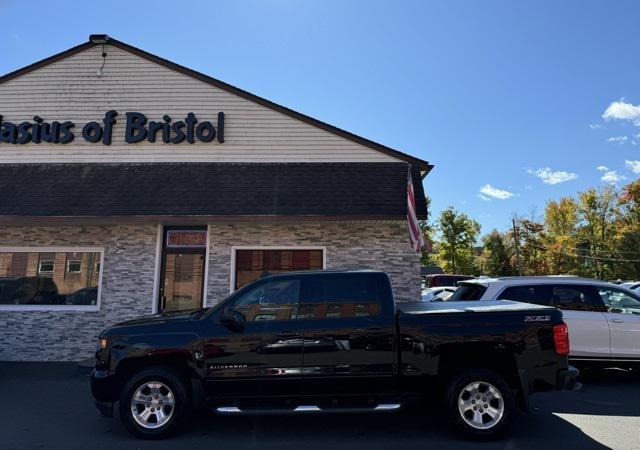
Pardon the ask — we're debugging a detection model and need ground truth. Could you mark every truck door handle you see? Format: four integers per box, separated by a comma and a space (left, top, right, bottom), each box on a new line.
610, 319, 624, 323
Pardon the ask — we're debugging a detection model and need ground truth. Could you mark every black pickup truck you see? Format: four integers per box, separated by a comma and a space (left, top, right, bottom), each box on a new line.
91, 270, 578, 440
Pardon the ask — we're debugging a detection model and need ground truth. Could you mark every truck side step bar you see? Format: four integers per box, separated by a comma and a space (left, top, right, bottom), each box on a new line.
214, 403, 402, 415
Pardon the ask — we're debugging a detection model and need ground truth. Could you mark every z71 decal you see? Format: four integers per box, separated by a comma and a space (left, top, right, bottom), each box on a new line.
524, 315, 551, 322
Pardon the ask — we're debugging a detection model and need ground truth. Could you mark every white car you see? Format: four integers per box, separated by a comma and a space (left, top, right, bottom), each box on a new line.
448, 276, 640, 365
420, 287, 456, 302
620, 281, 640, 291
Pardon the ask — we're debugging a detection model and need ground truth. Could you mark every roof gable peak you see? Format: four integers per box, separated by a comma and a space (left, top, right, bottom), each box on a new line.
0, 34, 432, 172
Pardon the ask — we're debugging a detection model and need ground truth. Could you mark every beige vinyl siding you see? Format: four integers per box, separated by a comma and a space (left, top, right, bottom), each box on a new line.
0, 45, 399, 164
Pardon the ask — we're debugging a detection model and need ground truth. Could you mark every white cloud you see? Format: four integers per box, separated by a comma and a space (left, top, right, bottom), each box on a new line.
479, 184, 515, 200
597, 166, 626, 184
477, 194, 491, 201
602, 171, 625, 183
602, 99, 640, 126
625, 160, 640, 174
527, 167, 578, 185
607, 135, 628, 144
589, 124, 602, 129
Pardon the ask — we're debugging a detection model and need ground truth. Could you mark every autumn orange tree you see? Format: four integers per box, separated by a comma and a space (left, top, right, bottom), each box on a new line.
475, 180, 640, 279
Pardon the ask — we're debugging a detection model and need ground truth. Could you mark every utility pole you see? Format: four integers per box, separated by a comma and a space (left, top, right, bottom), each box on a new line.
512, 218, 522, 276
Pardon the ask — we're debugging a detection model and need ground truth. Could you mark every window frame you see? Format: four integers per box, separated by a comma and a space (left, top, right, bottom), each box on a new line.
66, 259, 83, 274
597, 286, 640, 314
157, 226, 208, 313
226, 276, 306, 323
229, 246, 326, 293
38, 259, 55, 274
496, 284, 553, 306
548, 283, 607, 312
298, 273, 388, 321
0, 246, 104, 312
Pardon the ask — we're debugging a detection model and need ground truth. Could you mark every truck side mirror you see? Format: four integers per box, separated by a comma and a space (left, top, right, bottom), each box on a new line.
221, 307, 246, 331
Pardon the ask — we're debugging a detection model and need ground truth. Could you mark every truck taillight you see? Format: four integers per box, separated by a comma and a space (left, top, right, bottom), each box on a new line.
553, 324, 570, 356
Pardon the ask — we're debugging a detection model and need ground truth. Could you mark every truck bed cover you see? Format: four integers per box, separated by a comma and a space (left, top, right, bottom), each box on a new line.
398, 299, 556, 315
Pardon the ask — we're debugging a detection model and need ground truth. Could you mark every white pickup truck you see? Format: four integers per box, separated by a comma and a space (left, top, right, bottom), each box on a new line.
448, 276, 640, 366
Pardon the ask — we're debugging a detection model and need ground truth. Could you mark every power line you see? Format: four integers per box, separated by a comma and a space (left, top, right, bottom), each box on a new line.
541, 241, 640, 256
528, 243, 640, 263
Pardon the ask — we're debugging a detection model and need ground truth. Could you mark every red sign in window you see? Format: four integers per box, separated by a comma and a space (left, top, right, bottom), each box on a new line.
166, 230, 207, 248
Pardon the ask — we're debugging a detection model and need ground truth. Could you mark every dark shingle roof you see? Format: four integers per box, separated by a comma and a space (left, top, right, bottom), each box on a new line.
0, 163, 427, 219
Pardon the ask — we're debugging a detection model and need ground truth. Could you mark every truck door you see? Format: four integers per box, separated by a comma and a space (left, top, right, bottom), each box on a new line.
299, 273, 396, 396
202, 276, 310, 398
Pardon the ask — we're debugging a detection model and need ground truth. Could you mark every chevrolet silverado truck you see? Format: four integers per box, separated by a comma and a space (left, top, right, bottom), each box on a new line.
91, 270, 578, 440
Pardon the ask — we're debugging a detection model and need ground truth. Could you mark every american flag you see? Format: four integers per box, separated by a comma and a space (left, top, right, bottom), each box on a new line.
407, 171, 426, 253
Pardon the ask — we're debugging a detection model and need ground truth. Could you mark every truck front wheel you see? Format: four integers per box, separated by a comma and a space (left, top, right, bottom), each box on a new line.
119, 367, 191, 439
445, 369, 514, 440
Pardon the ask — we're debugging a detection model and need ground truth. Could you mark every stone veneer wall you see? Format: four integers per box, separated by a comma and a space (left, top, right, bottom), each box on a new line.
206, 221, 420, 305
0, 221, 420, 361
0, 225, 158, 361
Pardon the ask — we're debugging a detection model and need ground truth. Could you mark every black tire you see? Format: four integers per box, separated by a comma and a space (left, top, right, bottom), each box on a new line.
445, 368, 515, 440
119, 367, 191, 439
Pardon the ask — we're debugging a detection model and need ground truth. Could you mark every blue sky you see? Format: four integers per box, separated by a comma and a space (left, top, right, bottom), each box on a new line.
1, 0, 639, 235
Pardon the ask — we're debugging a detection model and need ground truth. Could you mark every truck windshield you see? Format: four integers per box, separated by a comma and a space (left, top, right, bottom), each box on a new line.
448, 283, 487, 301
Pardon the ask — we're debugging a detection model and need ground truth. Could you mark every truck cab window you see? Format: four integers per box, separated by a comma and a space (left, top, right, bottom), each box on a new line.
229, 279, 301, 322
302, 275, 381, 319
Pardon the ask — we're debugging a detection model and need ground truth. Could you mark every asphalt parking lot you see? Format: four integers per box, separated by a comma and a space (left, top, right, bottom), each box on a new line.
0, 363, 638, 450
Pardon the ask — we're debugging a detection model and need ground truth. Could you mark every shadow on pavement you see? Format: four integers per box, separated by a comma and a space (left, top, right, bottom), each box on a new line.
0, 362, 628, 450
543, 366, 640, 417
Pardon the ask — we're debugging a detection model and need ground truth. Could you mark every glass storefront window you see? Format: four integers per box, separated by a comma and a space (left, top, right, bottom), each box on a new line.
0, 249, 103, 307
234, 249, 324, 290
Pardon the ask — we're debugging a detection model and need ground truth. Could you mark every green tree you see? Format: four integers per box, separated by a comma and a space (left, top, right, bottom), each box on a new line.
419, 195, 438, 267
436, 207, 481, 274
514, 216, 548, 275
577, 186, 618, 279
544, 197, 579, 275
613, 180, 640, 279
481, 230, 514, 276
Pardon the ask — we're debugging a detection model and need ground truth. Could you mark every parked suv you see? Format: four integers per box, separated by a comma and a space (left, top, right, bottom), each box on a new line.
449, 276, 640, 365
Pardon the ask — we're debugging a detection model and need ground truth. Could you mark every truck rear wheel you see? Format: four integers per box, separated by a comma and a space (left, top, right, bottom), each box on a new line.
119, 367, 191, 439
445, 369, 514, 440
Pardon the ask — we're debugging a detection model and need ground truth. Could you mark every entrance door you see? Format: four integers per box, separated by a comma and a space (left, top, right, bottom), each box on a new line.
158, 227, 207, 312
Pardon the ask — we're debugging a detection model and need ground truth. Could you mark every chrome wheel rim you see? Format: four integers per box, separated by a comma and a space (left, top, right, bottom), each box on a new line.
130, 381, 175, 429
457, 381, 504, 430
